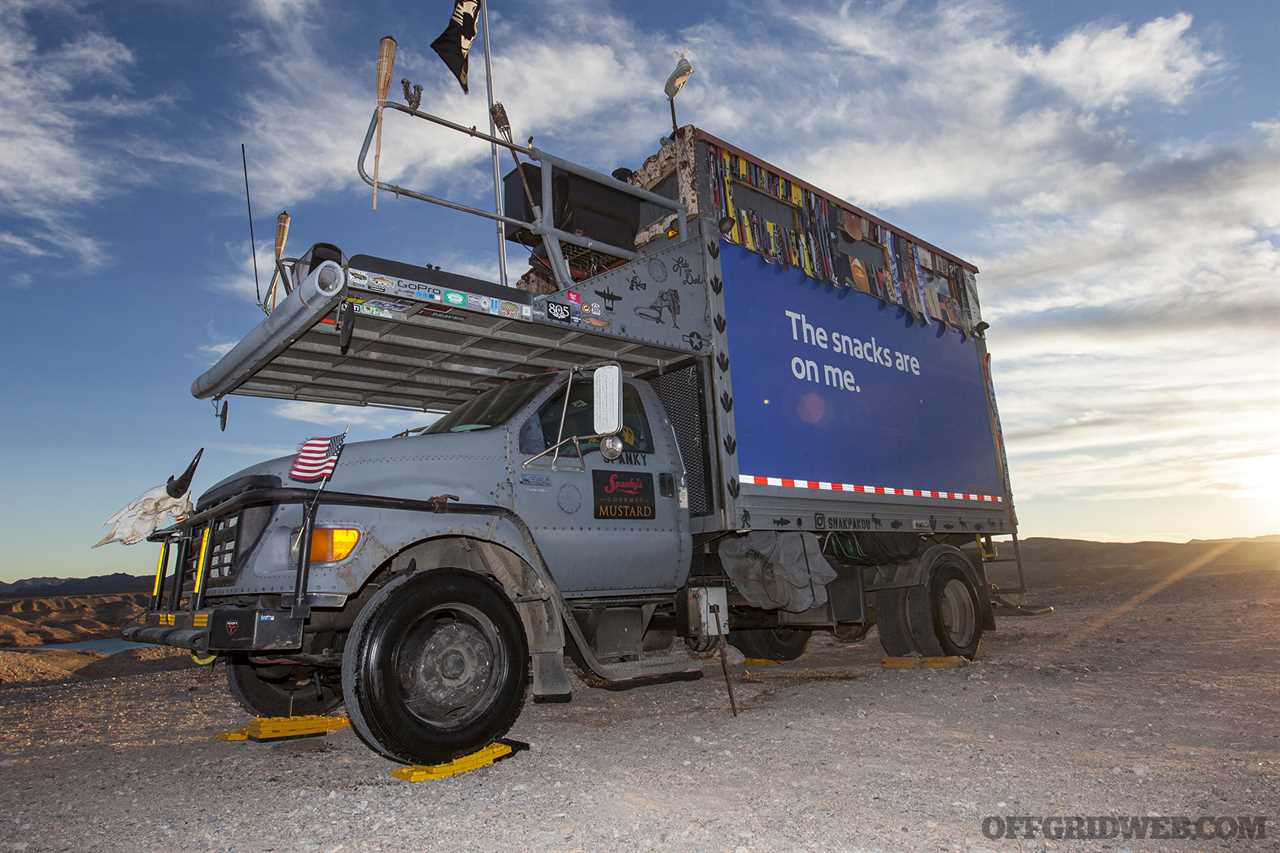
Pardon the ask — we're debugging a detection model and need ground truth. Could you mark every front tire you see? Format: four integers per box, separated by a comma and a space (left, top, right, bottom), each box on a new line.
341, 569, 529, 765
226, 657, 342, 717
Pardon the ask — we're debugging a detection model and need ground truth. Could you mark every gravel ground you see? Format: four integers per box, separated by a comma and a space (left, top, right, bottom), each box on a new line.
0, 552, 1276, 852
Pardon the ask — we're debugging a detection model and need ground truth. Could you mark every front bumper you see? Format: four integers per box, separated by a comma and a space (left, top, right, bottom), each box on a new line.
123, 607, 305, 652
128, 484, 481, 655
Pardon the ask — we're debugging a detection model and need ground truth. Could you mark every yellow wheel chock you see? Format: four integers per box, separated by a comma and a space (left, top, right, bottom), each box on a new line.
217, 714, 350, 742
390, 740, 528, 782
742, 657, 782, 666
881, 655, 968, 669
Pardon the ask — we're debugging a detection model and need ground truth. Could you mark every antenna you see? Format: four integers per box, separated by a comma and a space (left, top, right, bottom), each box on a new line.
241, 143, 263, 310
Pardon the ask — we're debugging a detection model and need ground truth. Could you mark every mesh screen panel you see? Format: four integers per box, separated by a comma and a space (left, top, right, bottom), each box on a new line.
652, 363, 713, 516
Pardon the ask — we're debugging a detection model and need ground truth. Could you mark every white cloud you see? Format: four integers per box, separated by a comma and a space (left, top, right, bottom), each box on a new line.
0, 232, 50, 258
765, 3, 1223, 211
213, 238, 290, 305
979, 122, 1280, 505
0, 2, 167, 268
1029, 13, 1222, 110
216, 0, 686, 210
198, 340, 237, 359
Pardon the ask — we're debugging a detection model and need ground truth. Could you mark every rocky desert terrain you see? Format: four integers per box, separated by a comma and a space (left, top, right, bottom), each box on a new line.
0, 592, 149, 648
0, 537, 1275, 851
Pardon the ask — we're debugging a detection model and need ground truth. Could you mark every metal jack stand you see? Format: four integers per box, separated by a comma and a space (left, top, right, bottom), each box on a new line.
711, 604, 737, 717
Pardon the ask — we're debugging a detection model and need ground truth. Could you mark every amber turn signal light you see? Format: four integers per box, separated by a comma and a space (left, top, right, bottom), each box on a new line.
310, 527, 360, 562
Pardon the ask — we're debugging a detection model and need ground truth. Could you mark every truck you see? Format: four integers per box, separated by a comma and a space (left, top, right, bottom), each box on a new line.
123, 93, 1021, 766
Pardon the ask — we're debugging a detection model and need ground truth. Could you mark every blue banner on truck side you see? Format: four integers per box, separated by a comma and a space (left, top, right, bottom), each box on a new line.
720, 243, 1003, 499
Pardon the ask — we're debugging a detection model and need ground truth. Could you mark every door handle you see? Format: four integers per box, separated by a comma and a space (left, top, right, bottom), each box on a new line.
659, 472, 675, 497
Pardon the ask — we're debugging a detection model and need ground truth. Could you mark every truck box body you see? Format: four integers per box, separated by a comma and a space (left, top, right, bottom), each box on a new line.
720, 242, 1005, 505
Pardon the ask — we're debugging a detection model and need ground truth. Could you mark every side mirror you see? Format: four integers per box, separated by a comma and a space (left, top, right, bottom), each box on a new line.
592, 364, 623, 436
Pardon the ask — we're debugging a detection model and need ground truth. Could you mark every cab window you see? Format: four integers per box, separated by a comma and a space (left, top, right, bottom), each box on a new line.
519, 381, 654, 456
426, 376, 553, 435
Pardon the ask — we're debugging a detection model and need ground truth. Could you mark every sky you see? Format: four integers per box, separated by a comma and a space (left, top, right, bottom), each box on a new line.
1, 0, 1277, 581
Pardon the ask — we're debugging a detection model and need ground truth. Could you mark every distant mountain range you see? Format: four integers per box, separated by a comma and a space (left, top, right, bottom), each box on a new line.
0, 573, 151, 599
0, 535, 1273, 599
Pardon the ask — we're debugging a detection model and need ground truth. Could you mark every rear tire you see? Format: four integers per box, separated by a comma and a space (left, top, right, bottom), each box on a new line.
878, 546, 985, 659
226, 657, 342, 717
728, 628, 811, 661
875, 588, 916, 657
341, 569, 529, 765
908, 558, 983, 659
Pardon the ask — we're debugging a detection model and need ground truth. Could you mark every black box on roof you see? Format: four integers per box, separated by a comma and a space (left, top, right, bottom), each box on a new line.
503, 163, 641, 253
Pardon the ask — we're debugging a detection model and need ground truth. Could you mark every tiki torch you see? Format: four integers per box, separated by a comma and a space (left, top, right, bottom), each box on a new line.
372, 35, 398, 211
265, 210, 291, 312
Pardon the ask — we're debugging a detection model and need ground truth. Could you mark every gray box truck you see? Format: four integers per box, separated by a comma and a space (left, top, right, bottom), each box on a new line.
124, 104, 1019, 766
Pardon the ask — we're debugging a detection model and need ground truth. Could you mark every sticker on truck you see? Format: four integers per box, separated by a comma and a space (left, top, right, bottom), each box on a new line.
592, 470, 655, 520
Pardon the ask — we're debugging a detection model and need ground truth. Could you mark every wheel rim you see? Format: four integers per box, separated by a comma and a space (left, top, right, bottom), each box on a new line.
395, 603, 508, 729
938, 578, 977, 648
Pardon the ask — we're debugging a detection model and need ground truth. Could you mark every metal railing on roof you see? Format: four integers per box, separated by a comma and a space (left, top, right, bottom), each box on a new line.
357, 102, 688, 292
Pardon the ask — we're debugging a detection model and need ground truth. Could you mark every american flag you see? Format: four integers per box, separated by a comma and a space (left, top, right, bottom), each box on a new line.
289, 433, 346, 483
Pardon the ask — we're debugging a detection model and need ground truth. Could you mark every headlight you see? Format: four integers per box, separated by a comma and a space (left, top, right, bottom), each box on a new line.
308, 527, 361, 562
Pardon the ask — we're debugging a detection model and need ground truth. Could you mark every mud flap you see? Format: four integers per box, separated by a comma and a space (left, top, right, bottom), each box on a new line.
530, 650, 572, 702
517, 599, 572, 702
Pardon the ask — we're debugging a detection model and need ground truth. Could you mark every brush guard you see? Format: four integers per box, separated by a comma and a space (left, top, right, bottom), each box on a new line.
124, 488, 336, 653
123, 487, 539, 653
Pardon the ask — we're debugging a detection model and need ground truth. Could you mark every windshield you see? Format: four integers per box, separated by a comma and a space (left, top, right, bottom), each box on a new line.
422, 376, 554, 435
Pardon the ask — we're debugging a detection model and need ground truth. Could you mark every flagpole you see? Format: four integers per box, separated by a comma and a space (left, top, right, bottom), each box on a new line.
480, 0, 508, 287
292, 427, 349, 551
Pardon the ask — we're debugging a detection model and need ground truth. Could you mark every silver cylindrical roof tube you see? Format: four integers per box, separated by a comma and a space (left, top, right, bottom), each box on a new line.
191, 259, 346, 400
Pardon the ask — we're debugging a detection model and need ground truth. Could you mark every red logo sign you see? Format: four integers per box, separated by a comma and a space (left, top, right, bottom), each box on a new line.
603, 473, 643, 496
225, 620, 240, 636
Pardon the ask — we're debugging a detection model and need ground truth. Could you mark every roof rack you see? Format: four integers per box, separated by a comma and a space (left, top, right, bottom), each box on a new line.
356, 102, 688, 292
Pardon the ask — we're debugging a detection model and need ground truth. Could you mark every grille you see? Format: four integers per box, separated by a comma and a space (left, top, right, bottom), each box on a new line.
652, 362, 713, 516
205, 516, 239, 582
183, 516, 240, 588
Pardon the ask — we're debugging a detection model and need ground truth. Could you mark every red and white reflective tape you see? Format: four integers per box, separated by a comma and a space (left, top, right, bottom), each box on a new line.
738, 474, 1003, 503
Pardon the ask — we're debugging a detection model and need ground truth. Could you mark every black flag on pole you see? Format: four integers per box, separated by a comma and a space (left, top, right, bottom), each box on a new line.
431, 0, 480, 93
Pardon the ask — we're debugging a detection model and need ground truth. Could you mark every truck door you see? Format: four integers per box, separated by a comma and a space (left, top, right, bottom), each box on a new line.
514, 379, 690, 596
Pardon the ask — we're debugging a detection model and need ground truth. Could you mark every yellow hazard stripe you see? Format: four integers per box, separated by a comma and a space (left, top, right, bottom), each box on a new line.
151, 542, 168, 598
192, 527, 211, 595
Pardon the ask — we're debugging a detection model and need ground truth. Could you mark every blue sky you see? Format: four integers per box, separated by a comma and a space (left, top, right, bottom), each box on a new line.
2, 0, 1277, 581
